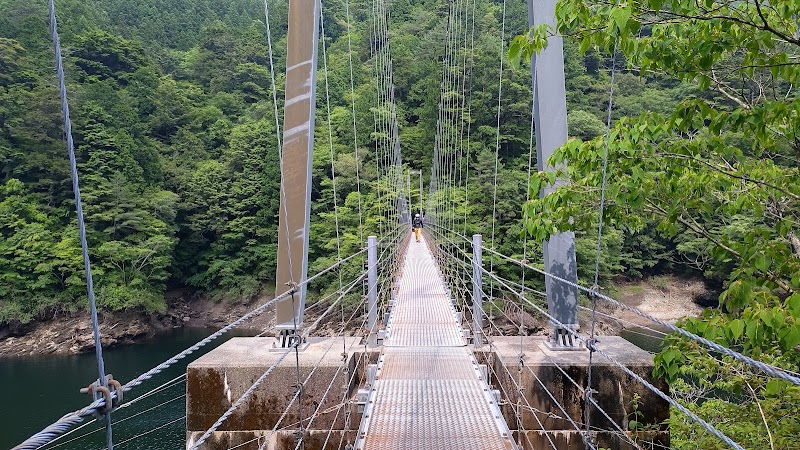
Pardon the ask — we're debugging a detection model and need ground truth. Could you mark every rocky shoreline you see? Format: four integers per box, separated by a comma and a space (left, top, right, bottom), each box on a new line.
0, 294, 260, 357
0, 275, 711, 357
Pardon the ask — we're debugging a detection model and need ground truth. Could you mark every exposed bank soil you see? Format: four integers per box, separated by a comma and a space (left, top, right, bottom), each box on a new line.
490, 275, 711, 337
0, 292, 267, 357
1, 276, 712, 357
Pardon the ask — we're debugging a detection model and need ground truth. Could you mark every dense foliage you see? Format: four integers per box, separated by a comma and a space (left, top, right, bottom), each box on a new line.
5, 0, 798, 445
512, 0, 800, 447
0, 0, 718, 325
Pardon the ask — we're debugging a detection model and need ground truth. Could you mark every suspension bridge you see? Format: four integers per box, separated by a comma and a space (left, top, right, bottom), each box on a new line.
10, 0, 800, 449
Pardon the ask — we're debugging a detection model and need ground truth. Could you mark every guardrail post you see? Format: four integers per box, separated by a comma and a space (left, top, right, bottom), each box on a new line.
472, 234, 484, 347
367, 235, 378, 347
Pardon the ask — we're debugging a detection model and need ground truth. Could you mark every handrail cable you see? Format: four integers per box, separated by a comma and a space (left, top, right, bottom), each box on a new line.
45, 391, 187, 449
477, 295, 642, 450
231, 290, 372, 450
229, 324, 369, 450
12, 240, 386, 450
482, 245, 800, 385
540, 357, 648, 450
432, 229, 639, 448
429, 221, 800, 385
426, 228, 591, 450
483, 265, 746, 450
193, 260, 371, 450
108, 414, 186, 449
427, 224, 749, 449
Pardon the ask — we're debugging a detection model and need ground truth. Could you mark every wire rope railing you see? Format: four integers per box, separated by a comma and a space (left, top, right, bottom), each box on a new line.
423, 222, 789, 449
13, 226, 407, 450
428, 221, 800, 386
426, 226, 648, 446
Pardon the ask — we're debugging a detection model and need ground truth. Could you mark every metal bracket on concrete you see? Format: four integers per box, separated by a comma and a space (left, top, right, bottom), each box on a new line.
542, 327, 586, 352
270, 330, 309, 352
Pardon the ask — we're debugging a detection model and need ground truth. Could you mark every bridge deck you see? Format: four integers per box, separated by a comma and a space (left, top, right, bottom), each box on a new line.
356, 235, 515, 450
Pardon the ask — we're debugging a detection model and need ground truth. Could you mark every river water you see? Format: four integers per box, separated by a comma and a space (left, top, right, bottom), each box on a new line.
0, 328, 255, 450
1, 325, 667, 449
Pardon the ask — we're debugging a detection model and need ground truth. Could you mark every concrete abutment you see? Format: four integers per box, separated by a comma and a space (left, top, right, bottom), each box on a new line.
187, 336, 668, 449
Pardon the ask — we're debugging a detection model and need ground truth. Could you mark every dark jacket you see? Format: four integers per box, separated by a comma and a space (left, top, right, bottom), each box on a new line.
412, 217, 423, 228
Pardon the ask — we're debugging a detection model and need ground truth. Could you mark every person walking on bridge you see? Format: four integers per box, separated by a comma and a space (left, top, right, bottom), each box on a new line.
412, 213, 423, 242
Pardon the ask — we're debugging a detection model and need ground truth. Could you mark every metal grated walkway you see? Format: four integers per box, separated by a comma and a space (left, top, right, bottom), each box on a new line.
355, 235, 516, 450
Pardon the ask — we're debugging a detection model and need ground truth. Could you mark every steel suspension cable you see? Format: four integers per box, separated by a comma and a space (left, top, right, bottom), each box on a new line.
489, 0, 507, 307
428, 225, 734, 450
261, 0, 297, 287
482, 245, 800, 386
455, 0, 470, 242
462, 0, 477, 238
343, 0, 365, 257
12, 245, 370, 450
47, 1, 114, 447
585, 37, 619, 443
369, 0, 384, 238
483, 264, 747, 450
518, 38, 540, 448
193, 267, 369, 450
251, 286, 373, 450
427, 223, 800, 385
320, 0, 344, 300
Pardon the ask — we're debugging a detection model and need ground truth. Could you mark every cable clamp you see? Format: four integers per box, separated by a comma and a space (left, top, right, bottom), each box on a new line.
583, 430, 596, 449
80, 374, 123, 418
588, 284, 601, 302
586, 338, 599, 353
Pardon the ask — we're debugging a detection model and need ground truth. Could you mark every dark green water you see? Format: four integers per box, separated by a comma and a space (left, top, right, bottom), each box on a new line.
620, 325, 668, 354
1, 325, 666, 450
1, 328, 254, 450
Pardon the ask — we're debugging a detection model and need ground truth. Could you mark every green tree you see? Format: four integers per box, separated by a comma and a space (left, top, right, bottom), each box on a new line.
513, 0, 800, 446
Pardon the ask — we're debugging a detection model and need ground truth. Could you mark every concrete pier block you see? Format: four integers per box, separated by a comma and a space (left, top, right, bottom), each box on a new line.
187, 337, 374, 450
479, 336, 669, 448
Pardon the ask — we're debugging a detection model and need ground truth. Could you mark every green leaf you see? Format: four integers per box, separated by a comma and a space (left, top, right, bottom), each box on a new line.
729, 319, 744, 340
609, 5, 632, 33
765, 379, 788, 396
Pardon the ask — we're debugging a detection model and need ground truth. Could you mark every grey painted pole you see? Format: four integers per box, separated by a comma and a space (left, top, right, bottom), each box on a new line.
419, 171, 423, 219
274, 0, 320, 337
367, 235, 378, 347
528, 0, 580, 347
472, 234, 484, 346
407, 170, 412, 226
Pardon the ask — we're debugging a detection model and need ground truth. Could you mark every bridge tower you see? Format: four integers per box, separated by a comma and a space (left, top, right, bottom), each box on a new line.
274, 0, 320, 345
528, 0, 580, 348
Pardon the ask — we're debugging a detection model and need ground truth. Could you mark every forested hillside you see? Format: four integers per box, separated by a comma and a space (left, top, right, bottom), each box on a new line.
0, 0, 688, 324
3, 0, 799, 446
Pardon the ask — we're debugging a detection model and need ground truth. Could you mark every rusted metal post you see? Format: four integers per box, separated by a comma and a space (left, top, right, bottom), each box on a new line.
472, 234, 484, 346
367, 236, 378, 347
274, 0, 320, 342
